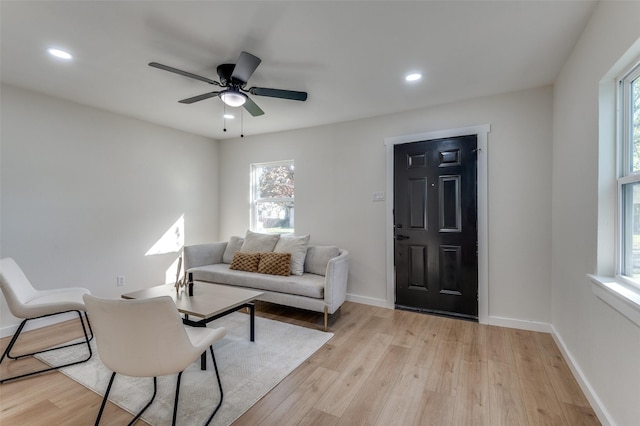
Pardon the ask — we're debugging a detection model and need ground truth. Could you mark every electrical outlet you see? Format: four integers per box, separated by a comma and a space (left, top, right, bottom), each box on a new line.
117, 276, 125, 287
372, 191, 385, 202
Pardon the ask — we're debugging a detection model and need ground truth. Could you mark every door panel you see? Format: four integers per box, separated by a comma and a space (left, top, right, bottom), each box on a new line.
439, 245, 462, 295
394, 135, 478, 319
409, 178, 428, 229
439, 175, 461, 232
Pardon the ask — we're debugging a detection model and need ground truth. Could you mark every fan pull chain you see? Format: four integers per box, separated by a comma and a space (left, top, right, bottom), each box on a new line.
223, 104, 227, 133
241, 108, 244, 138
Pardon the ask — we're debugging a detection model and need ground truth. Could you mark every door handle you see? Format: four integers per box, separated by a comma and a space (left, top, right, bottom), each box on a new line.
395, 235, 410, 240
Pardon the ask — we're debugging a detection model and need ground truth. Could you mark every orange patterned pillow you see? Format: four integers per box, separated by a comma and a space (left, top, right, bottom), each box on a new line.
258, 252, 291, 276
229, 252, 261, 272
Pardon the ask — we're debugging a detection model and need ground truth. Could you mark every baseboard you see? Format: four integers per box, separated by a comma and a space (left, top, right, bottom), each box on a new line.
345, 293, 394, 309
0, 312, 78, 339
550, 325, 614, 426
487, 315, 553, 333
345, 298, 558, 331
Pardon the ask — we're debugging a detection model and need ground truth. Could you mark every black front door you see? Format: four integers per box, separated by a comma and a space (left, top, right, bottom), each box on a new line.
394, 135, 478, 319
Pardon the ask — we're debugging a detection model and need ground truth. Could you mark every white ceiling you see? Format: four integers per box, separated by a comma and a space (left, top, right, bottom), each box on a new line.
1, 1, 597, 140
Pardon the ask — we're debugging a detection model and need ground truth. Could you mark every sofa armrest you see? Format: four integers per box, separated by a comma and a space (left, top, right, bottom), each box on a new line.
323, 249, 350, 314
183, 242, 227, 271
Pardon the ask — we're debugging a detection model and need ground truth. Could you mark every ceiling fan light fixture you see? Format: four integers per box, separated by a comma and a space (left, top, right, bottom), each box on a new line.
405, 73, 422, 82
47, 48, 73, 60
219, 90, 247, 107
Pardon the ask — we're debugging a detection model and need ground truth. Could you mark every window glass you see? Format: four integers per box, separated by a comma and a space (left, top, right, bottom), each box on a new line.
622, 182, 640, 278
251, 161, 294, 233
632, 76, 640, 173
619, 61, 640, 284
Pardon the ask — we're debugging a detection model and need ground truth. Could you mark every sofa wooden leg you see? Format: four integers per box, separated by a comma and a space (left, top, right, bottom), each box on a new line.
324, 306, 329, 332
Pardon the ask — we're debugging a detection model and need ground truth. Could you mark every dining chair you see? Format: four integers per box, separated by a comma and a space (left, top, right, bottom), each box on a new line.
0, 257, 93, 384
83, 294, 226, 426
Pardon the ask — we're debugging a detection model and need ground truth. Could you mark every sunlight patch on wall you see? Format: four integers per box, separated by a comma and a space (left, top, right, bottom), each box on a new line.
145, 214, 184, 256
165, 255, 184, 285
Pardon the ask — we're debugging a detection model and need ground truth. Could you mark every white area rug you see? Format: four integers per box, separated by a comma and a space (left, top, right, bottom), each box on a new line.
37, 313, 333, 425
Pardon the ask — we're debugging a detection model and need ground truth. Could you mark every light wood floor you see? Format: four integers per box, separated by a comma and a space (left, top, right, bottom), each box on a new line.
0, 301, 599, 425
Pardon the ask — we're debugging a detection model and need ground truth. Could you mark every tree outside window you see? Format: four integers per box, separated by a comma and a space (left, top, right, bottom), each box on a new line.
251, 160, 294, 233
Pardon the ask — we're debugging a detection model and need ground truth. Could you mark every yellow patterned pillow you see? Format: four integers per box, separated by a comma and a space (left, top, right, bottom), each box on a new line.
229, 252, 261, 272
258, 252, 291, 276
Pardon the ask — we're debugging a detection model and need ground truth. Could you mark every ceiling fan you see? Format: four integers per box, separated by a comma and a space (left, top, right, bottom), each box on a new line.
149, 51, 307, 117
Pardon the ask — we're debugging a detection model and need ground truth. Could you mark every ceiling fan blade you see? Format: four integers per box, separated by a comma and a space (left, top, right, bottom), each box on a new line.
249, 87, 308, 101
243, 96, 265, 117
179, 91, 221, 104
149, 62, 220, 86
231, 51, 261, 84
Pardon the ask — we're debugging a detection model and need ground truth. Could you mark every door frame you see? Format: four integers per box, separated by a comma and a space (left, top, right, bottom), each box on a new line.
384, 124, 490, 324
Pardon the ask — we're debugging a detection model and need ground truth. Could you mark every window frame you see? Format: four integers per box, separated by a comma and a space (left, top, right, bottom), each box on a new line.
616, 60, 640, 290
250, 159, 295, 234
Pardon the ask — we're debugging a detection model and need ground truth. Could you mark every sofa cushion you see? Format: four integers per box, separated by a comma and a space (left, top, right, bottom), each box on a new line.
258, 252, 291, 276
222, 236, 244, 264
240, 230, 280, 253
304, 246, 340, 276
274, 234, 310, 276
183, 243, 225, 270
229, 252, 261, 272
189, 264, 325, 299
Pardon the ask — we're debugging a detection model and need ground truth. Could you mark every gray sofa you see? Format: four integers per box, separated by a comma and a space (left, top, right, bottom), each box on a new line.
183, 237, 349, 330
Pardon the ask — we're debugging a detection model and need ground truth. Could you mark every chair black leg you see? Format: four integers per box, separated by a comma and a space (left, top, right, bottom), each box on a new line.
127, 376, 158, 426
0, 319, 27, 365
0, 310, 93, 384
93, 351, 222, 425
95, 375, 158, 426
95, 372, 116, 426
83, 311, 95, 342
204, 346, 224, 425
4, 311, 91, 360
172, 372, 183, 426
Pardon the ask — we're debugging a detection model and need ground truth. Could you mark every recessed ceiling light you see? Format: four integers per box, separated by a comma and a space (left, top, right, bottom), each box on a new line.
223, 114, 235, 119
47, 48, 73, 60
405, 73, 422, 82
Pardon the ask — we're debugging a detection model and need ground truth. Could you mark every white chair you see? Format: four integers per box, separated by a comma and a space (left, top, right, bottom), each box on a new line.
0, 257, 93, 383
83, 295, 226, 426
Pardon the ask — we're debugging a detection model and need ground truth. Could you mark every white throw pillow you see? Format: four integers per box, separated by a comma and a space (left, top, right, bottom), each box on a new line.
240, 230, 280, 253
274, 234, 310, 276
222, 236, 244, 264
304, 246, 340, 276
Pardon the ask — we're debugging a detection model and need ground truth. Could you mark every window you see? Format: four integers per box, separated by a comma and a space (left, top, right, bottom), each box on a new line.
251, 160, 294, 234
618, 60, 640, 285
590, 52, 640, 329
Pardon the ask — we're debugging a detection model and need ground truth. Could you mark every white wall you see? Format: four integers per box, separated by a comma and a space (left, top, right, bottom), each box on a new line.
0, 84, 220, 334
219, 85, 553, 323
552, 2, 640, 425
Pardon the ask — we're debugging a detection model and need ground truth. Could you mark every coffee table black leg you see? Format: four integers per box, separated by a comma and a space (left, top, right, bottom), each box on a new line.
249, 303, 255, 342
183, 315, 208, 370
183, 302, 257, 370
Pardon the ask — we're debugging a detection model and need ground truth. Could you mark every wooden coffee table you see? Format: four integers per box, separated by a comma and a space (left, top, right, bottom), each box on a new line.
122, 282, 263, 369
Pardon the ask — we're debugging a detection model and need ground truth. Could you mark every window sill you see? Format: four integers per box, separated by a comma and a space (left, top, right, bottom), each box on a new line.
588, 274, 640, 328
